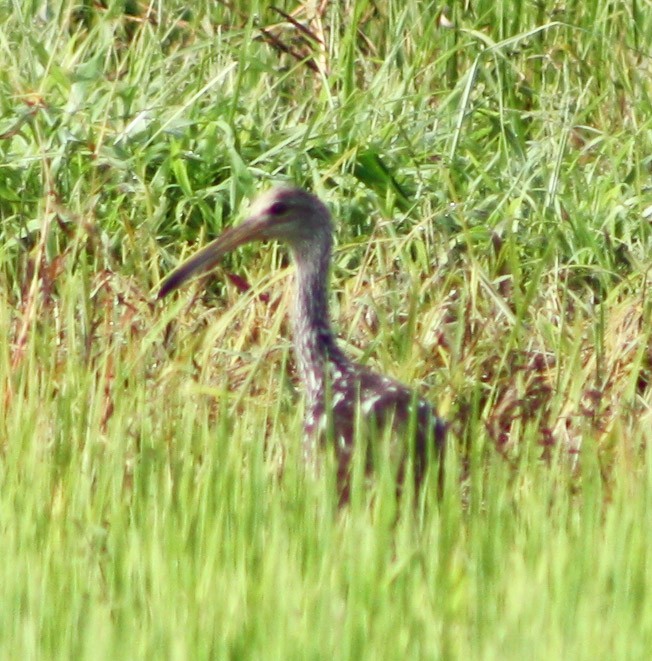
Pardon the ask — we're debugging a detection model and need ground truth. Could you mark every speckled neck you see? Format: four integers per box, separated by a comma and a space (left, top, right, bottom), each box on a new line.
290, 236, 350, 409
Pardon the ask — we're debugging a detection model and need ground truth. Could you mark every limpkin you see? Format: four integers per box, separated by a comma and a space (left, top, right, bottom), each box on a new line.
159, 186, 446, 495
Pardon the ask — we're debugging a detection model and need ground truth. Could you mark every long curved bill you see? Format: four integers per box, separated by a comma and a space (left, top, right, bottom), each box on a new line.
158, 216, 271, 299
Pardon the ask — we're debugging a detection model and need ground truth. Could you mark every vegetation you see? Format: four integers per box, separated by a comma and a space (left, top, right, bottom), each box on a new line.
1, 0, 651, 658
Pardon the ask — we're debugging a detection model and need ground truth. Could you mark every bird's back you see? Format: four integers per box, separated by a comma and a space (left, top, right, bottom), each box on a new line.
304, 363, 446, 497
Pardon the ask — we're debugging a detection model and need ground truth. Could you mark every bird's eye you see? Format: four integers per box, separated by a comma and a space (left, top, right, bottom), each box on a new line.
269, 201, 288, 215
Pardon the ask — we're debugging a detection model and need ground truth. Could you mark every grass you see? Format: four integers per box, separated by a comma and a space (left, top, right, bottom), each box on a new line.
1, 0, 652, 658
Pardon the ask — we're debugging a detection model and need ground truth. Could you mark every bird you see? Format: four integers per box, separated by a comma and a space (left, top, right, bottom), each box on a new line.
158, 186, 446, 498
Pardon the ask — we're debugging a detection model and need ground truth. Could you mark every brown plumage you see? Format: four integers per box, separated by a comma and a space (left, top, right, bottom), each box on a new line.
159, 186, 446, 497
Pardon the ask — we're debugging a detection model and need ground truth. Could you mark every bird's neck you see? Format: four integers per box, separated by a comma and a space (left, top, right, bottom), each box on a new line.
290, 244, 350, 405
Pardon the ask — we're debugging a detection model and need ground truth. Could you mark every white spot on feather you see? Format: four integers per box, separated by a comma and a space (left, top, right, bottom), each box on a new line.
317, 414, 328, 432
362, 394, 382, 415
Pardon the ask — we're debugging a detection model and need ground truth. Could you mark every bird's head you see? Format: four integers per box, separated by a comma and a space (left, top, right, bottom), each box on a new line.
158, 185, 333, 298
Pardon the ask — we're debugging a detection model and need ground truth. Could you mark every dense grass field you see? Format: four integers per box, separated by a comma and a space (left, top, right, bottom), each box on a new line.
2, 0, 652, 658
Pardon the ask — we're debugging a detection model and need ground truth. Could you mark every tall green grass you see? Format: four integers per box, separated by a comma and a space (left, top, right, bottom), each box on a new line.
1, 0, 651, 658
